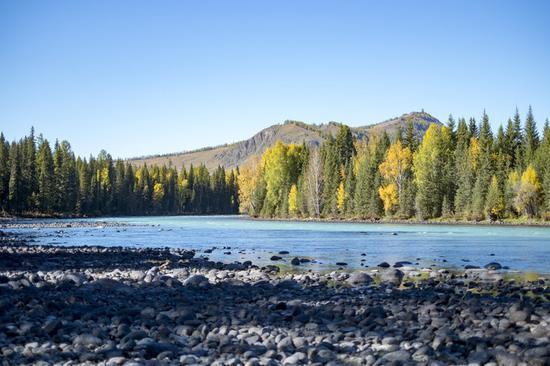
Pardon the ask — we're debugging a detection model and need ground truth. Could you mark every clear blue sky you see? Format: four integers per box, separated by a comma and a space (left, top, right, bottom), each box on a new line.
1, 1, 549, 158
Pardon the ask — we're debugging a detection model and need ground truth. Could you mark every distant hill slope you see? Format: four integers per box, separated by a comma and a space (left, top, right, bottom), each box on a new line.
129, 111, 441, 170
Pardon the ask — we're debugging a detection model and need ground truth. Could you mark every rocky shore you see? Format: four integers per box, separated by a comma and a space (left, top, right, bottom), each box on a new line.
1, 231, 549, 366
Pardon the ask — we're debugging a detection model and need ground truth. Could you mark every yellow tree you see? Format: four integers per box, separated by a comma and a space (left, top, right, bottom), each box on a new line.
379, 140, 412, 197
378, 183, 398, 214
378, 140, 412, 214
262, 141, 305, 216
336, 181, 345, 213
514, 165, 542, 218
288, 184, 298, 216
237, 156, 261, 214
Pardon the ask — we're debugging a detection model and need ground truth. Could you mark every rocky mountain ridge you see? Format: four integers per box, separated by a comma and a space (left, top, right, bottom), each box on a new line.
129, 111, 441, 170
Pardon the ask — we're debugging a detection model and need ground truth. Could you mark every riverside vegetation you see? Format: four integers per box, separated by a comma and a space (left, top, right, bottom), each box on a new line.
0, 130, 239, 216
1, 107, 550, 223
240, 107, 550, 222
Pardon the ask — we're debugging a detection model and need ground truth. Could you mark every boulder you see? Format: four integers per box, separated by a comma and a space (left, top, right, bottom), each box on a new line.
347, 272, 373, 286
380, 268, 404, 286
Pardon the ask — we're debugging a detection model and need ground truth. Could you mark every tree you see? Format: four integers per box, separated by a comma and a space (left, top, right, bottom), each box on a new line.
261, 141, 304, 217
321, 137, 339, 216
413, 124, 451, 218
379, 140, 412, 215
36, 139, 55, 212
454, 118, 473, 217
335, 124, 355, 167
304, 148, 323, 217
379, 141, 412, 200
485, 175, 504, 221
288, 184, 298, 216
471, 111, 493, 220
0, 134, 9, 211
336, 181, 345, 214
403, 120, 418, 152
379, 183, 398, 215
523, 106, 539, 167
8, 142, 22, 212
514, 165, 542, 218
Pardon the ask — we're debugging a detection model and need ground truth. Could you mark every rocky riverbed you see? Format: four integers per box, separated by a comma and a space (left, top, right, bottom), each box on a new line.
1, 231, 549, 366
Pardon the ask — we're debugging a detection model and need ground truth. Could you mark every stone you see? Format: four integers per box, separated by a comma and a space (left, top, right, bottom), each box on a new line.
184, 274, 209, 287
270, 256, 282, 261
73, 334, 102, 347
468, 350, 490, 365
347, 272, 373, 286
382, 350, 411, 362
484, 262, 502, 270
377, 262, 390, 268
290, 257, 300, 266
283, 352, 306, 365
380, 268, 404, 286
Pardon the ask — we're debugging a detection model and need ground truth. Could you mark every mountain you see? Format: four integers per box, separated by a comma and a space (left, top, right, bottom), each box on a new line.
129, 111, 441, 170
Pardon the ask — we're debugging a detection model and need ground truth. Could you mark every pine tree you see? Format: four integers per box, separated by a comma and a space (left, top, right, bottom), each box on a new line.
468, 117, 478, 138
523, 106, 539, 167
471, 111, 493, 220
335, 125, 355, 167
485, 175, 504, 221
0, 134, 9, 211
8, 142, 22, 212
36, 139, 55, 212
403, 120, 418, 152
512, 108, 524, 170
343, 162, 355, 216
413, 124, 450, 218
454, 118, 472, 217
353, 148, 370, 219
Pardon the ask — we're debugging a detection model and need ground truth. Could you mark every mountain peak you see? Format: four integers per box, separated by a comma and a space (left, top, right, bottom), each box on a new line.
130, 112, 441, 170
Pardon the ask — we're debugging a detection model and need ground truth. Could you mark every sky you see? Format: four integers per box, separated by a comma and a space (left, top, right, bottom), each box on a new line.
1, 1, 549, 158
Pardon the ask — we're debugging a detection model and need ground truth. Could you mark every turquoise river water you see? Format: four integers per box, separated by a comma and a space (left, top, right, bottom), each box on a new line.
6, 216, 550, 273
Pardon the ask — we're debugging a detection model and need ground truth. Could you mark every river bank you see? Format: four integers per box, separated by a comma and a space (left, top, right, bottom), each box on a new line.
1, 231, 549, 365
247, 215, 550, 228
3, 213, 550, 228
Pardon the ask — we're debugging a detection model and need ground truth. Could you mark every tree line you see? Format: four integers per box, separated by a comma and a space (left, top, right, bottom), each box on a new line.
239, 107, 550, 222
0, 129, 239, 216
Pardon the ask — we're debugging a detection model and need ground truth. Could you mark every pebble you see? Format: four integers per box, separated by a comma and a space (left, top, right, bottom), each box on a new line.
0, 231, 548, 366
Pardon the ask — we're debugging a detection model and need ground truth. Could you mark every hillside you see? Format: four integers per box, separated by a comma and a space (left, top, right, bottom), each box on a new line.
129, 111, 441, 170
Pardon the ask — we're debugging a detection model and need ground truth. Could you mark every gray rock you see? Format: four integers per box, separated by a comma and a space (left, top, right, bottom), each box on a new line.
73, 334, 102, 347
484, 262, 502, 270
468, 350, 490, 365
494, 350, 520, 366
347, 272, 373, 286
382, 350, 411, 362
184, 274, 209, 287
380, 268, 404, 286
62, 272, 87, 286
42, 317, 61, 334
283, 352, 306, 365
290, 257, 300, 266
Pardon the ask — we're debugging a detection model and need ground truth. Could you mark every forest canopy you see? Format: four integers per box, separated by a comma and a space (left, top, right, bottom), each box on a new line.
0, 129, 239, 216
240, 107, 550, 222
1, 107, 549, 222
